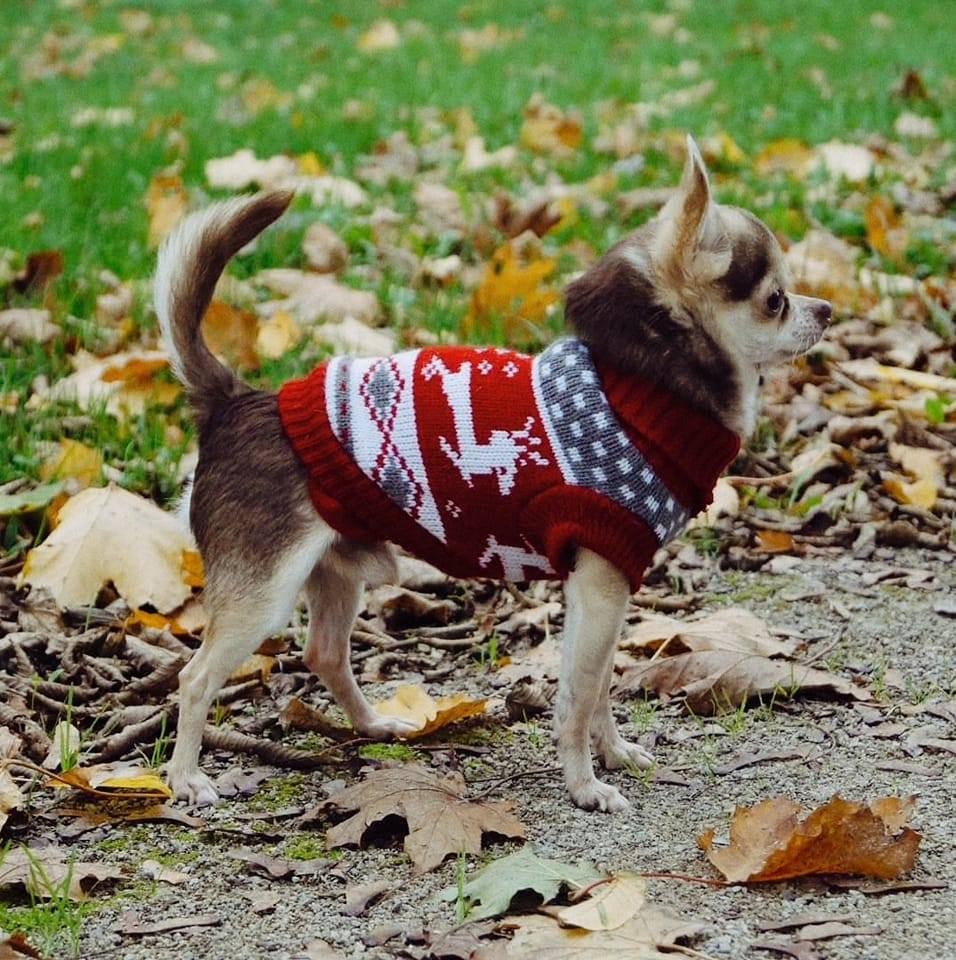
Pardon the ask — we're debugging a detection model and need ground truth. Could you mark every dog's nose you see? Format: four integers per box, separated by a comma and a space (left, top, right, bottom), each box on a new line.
813, 300, 832, 326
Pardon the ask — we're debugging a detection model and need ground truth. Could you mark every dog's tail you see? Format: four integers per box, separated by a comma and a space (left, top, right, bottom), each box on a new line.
154, 190, 293, 428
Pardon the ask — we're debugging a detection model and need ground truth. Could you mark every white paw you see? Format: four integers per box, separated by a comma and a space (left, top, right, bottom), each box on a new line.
168, 767, 218, 806
593, 735, 655, 772
357, 716, 420, 740
569, 777, 630, 813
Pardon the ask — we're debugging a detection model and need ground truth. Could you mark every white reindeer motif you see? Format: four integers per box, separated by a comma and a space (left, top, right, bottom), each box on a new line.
421, 356, 549, 496
479, 535, 552, 580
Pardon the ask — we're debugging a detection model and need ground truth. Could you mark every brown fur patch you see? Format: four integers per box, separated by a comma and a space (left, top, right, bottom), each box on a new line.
718, 211, 774, 302
564, 234, 739, 426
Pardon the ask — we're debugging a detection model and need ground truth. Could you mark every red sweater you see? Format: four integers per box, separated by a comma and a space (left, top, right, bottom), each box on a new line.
278, 339, 739, 591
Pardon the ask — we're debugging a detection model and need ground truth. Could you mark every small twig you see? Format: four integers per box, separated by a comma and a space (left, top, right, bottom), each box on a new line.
466, 765, 561, 799
201, 725, 361, 768
725, 472, 796, 489
636, 871, 729, 888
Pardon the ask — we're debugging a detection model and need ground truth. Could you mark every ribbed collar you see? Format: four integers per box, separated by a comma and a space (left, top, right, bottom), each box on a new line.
594, 353, 741, 509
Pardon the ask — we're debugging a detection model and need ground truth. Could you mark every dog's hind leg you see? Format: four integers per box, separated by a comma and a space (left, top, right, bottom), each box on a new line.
167, 521, 333, 805
302, 549, 417, 739
555, 549, 631, 812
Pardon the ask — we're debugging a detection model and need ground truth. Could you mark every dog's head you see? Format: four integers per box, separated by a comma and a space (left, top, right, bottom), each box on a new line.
564, 136, 831, 433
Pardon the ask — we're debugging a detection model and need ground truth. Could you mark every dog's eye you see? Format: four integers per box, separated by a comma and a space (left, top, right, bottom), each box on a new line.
766, 289, 784, 314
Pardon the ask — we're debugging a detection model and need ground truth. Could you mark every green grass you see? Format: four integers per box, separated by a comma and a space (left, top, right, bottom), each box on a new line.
1, 1, 953, 525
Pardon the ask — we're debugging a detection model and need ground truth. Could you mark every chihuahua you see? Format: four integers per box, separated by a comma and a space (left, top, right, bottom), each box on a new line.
155, 136, 830, 813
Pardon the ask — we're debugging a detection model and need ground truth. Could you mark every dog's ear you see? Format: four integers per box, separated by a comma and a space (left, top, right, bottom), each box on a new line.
652, 135, 731, 283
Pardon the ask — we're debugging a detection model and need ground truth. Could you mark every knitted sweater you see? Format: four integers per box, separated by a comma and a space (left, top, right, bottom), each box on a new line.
278, 338, 739, 591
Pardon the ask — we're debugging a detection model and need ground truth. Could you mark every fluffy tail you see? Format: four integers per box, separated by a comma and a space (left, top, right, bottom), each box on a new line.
154, 190, 293, 427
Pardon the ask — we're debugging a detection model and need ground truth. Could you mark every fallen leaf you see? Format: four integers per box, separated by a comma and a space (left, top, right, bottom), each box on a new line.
0, 308, 59, 344
796, 922, 882, 942
785, 229, 858, 307
615, 650, 868, 714
13, 251, 64, 294
253, 268, 379, 326
0, 482, 65, 518
43, 349, 179, 417
20, 484, 198, 613
520, 93, 583, 154
0, 845, 124, 900
345, 879, 391, 916
357, 19, 401, 52
303, 223, 348, 273
39, 439, 103, 488
139, 859, 190, 885
558, 872, 647, 931
699, 795, 920, 883
368, 585, 458, 627
440, 847, 603, 920
327, 766, 526, 874
0, 768, 24, 834
864, 196, 907, 259
373, 685, 486, 739
313, 316, 396, 356
757, 530, 795, 553
504, 907, 705, 958
754, 139, 815, 178
202, 300, 259, 370
145, 173, 188, 247
115, 913, 221, 936
0, 932, 43, 959
465, 242, 559, 344
227, 653, 276, 685
814, 142, 874, 182
227, 848, 326, 880
622, 608, 795, 659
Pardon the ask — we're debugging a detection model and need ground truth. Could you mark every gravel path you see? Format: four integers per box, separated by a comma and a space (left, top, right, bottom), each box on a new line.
24, 548, 956, 960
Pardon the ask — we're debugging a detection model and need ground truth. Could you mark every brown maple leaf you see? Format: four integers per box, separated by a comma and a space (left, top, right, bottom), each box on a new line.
699, 795, 921, 883
326, 766, 526, 874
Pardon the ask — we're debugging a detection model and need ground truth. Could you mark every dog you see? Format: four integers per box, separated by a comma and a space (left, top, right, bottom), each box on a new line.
155, 136, 830, 813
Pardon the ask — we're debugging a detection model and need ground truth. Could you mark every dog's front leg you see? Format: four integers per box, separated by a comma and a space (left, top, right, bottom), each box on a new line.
555, 548, 630, 812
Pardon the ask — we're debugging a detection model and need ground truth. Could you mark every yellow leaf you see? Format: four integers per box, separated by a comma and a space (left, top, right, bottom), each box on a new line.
39, 439, 103, 488
202, 300, 259, 370
864, 195, 908, 259
465, 243, 559, 345
229, 654, 276, 685
95, 773, 172, 797
20, 485, 198, 613
374, 685, 486, 739
754, 138, 815, 177
883, 476, 937, 510
520, 94, 582, 154
145, 173, 188, 248
757, 530, 795, 553
180, 549, 205, 588
256, 310, 301, 360
297, 152, 326, 176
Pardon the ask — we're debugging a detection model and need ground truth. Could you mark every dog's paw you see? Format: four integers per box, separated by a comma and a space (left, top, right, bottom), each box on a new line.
168, 767, 218, 806
569, 777, 630, 814
593, 734, 655, 772
357, 716, 420, 740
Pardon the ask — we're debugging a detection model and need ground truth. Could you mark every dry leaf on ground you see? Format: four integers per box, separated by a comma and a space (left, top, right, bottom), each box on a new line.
556, 872, 647, 931
0, 769, 24, 834
327, 766, 526, 873
520, 93, 583, 154
615, 650, 869, 714
504, 906, 705, 958
42, 349, 179, 417
202, 300, 260, 370
0, 483, 65, 518
465, 242, 559, 344
699, 795, 921, 883
439, 846, 604, 920
20, 484, 199, 613
253, 268, 379, 326
0, 845, 124, 900
0, 308, 59, 344
622, 608, 795, 659
39, 439, 103, 488
145, 173, 188, 247
373, 685, 486, 739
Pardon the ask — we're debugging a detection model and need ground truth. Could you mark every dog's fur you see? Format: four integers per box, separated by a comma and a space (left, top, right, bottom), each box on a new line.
156, 137, 830, 813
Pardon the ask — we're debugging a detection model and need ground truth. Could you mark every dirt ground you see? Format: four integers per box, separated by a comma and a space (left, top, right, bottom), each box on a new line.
20, 546, 950, 960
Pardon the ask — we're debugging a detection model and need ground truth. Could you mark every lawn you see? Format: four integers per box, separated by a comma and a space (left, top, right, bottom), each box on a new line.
1, 3, 955, 958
